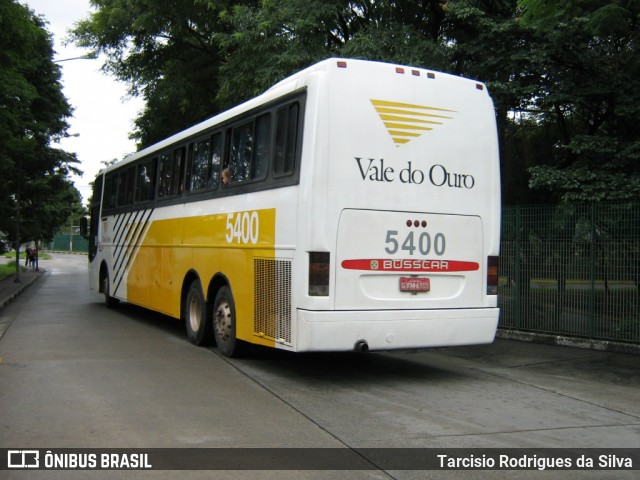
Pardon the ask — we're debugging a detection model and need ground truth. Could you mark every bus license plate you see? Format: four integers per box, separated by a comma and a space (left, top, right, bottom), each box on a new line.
400, 277, 430, 292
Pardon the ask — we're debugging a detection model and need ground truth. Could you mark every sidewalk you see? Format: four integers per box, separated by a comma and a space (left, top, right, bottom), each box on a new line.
0, 256, 44, 310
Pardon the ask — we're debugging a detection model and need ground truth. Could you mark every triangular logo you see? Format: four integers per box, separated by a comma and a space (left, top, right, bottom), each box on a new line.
371, 99, 456, 145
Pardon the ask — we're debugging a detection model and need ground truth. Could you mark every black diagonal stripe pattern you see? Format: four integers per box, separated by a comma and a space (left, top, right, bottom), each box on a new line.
113, 210, 143, 275
110, 208, 155, 298
112, 211, 135, 269
112, 211, 129, 244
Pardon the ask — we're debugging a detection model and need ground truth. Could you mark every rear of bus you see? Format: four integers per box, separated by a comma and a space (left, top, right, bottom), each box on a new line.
295, 59, 500, 352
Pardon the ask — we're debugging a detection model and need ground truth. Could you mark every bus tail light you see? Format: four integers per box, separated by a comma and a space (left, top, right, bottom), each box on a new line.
487, 256, 499, 295
309, 252, 330, 296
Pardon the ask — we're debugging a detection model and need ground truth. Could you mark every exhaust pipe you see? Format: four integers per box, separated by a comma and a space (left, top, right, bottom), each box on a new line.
354, 340, 369, 353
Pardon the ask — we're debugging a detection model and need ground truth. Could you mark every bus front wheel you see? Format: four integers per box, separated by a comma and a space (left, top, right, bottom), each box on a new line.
102, 273, 119, 308
213, 286, 244, 357
185, 280, 213, 346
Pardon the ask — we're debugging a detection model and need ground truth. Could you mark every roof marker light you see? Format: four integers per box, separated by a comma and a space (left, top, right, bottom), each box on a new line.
396, 67, 405, 74
337, 61, 348, 68
412, 70, 420, 76
427, 72, 435, 79
476, 83, 484, 90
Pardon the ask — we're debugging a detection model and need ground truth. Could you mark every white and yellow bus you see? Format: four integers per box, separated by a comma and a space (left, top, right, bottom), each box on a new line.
82, 58, 501, 357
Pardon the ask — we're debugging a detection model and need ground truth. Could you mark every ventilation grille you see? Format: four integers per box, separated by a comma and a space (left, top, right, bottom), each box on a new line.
254, 258, 292, 345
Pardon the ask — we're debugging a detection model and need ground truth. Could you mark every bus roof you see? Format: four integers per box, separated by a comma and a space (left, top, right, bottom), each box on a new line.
101, 58, 487, 175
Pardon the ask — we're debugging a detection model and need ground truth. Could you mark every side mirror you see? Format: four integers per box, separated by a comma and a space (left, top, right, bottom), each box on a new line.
79, 216, 89, 239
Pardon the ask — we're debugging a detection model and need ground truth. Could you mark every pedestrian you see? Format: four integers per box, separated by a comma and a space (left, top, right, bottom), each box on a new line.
25, 246, 32, 267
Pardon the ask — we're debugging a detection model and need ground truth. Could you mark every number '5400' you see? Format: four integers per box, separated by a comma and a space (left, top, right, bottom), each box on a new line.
225, 211, 259, 244
385, 230, 446, 256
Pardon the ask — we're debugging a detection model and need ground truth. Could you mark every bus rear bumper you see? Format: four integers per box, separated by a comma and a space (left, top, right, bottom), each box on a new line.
294, 308, 500, 352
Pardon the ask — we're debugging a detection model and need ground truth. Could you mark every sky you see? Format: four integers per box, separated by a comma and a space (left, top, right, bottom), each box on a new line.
23, 0, 145, 204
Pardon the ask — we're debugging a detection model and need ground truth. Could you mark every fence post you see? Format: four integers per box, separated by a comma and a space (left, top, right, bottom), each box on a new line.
588, 202, 596, 338
515, 205, 521, 330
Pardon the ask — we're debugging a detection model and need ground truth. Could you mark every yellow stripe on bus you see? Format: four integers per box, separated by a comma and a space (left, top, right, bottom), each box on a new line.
127, 208, 277, 347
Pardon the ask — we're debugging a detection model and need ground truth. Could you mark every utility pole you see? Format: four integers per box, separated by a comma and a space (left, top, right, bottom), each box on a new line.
14, 180, 21, 283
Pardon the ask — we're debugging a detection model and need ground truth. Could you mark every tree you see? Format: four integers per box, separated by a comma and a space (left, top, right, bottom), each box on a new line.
519, 0, 640, 201
0, 0, 82, 278
71, 0, 259, 147
218, 0, 452, 104
439, 0, 547, 204
71, 0, 640, 202
71, 1, 455, 147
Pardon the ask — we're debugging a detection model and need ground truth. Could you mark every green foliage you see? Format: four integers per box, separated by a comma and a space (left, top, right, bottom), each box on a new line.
70, 0, 640, 202
0, 261, 23, 282
517, 0, 640, 201
72, 0, 250, 146
0, 0, 82, 247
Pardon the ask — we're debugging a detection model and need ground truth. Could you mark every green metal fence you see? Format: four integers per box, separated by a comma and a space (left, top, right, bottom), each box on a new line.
47, 233, 89, 253
498, 202, 640, 344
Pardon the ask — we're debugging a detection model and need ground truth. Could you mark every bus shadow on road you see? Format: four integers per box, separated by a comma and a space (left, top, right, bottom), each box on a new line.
94, 299, 475, 385
224, 343, 475, 386
97, 300, 187, 339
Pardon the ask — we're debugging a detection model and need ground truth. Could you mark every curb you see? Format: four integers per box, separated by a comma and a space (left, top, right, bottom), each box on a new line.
497, 328, 640, 355
0, 270, 44, 310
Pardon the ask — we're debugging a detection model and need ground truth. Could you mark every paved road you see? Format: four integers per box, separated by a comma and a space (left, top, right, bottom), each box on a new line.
0, 253, 638, 479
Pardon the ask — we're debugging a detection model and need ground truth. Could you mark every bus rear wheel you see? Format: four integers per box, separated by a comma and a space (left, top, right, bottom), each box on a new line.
185, 280, 212, 346
213, 286, 244, 357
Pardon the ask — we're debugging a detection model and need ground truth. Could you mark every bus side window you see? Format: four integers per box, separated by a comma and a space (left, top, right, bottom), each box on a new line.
158, 153, 173, 198
117, 170, 127, 206
253, 114, 270, 180
157, 148, 184, 198
210, 132, 222, 189
172, 147, 185, 196
230, 114, 270, 184
104, 173, 117, 211
137, 158, 156, 202
188, 138, 210, 192
274, 103, 299, 175
230, 121, 253, 184
124, 166, 135, 206
113, 174, 123, 207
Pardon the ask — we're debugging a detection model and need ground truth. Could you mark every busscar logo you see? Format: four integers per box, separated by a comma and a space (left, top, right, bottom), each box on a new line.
370, 99, 456, 145
8, 450, 39, 468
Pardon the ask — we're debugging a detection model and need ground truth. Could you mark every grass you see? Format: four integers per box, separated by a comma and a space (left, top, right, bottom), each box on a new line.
2, 251, 51, 261
0, 261, 23, 282
1, 250, 50, 282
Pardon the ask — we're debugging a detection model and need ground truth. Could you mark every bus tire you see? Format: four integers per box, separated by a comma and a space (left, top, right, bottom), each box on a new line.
213, 286, 244, 357
185, 280, 213, 346
102, 273, 119, 308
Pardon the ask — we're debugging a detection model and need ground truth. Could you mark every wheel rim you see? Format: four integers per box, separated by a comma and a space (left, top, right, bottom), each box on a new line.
214, 302, 232, 342
188, 294, 202, 332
